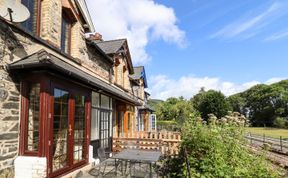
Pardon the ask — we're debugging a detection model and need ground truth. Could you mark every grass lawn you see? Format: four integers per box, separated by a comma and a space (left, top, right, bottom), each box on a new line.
246, 127, 288, 139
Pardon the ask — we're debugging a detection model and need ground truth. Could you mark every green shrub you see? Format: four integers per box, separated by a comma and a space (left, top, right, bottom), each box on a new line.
162, 112, 282, 177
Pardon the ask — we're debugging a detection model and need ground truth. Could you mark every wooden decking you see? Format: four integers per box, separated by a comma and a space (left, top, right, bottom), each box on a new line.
113, 131, 182, 155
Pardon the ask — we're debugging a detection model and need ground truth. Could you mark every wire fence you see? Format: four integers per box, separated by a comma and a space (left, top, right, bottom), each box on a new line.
245, 132, 288, 154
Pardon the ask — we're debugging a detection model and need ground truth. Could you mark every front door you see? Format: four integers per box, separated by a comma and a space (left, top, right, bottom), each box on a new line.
49, 84, 89, 177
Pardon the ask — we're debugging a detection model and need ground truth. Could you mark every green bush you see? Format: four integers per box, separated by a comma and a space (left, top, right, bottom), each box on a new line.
162, 112, 282, 178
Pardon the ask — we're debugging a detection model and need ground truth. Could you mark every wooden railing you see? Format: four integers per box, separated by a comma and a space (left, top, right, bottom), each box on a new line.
113, 131, 181, 155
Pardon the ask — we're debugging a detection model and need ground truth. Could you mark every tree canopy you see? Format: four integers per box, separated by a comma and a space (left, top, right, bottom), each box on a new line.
191, 90, 231, 120
150, 79, 288, 128
152, 97, 196, 125
228, 80, 288, 127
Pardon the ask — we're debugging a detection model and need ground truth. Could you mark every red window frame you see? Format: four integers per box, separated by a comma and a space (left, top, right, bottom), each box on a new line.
48, 78, 91, 177
19, 73, 91, 177
20, 77, 46, 156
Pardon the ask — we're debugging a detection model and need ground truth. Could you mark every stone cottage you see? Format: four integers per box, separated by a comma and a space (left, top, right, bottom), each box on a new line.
0, 0, 154, 177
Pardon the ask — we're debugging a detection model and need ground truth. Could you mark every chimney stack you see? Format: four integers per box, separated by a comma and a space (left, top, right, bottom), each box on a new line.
87, 33, 103, 42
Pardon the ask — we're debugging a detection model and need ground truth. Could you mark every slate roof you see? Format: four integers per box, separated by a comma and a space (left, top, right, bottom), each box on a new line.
130, 66, 148, 88
96, 39, 126, 54
96, 39, 134, 74
8, 49, 141, 105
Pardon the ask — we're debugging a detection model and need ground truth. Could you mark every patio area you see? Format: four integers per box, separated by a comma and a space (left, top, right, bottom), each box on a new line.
77, 130, 181, 178
81, 162, 159, 178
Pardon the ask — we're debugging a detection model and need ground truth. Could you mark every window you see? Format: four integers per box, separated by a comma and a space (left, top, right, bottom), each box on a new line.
91, 92, 113, 149
151, 114, 156, 131
140, 114, 144, 131
61, 12, 72, 54
127, 113, 130, 131
21, 0, 40, 34
26, 83, 40, 151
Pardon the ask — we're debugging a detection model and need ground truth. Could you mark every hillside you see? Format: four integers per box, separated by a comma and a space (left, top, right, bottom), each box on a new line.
148, 99, 164, 110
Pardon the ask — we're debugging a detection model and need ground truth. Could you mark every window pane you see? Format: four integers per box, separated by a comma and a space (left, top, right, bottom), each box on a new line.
92, 92, 99, 107
27, 83, 40, 151
74, 95, 86, 163
53, 88, 69, 171
101, 95, 110, 109
128, 113, 130, 131
91, 109, 100, 140
99, 111, 111, 149
21, 0, 39, 34
110, 111, 113, 137
61, 13, 71, 54
109, 98, 112, 109
151, 115, 156, 130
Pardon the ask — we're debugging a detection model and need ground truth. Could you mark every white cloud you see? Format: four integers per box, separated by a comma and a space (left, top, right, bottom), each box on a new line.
148, 75, 285, 100
211, 2, 287, 39
264, 30, 288, 41
86, 0, 186, 64
265, 77, 286, 84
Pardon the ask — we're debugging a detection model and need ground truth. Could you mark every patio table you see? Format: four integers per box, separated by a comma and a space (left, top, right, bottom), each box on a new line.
112, 149, 161, 178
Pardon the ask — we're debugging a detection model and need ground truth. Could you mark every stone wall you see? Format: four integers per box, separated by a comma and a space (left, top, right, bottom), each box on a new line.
71, 22, 88, 62
86, 45, 111, 81
113, 56, 133, 93
0, 23, 21, 177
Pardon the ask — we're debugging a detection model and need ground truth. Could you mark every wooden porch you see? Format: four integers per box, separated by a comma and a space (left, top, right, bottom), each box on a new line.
112, 131, 182, 155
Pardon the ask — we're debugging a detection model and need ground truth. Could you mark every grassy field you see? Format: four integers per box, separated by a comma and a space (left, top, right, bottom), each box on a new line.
246, 127, 288, 139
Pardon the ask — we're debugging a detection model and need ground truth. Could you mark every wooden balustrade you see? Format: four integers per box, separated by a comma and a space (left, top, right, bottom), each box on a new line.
113, 131, 181, 155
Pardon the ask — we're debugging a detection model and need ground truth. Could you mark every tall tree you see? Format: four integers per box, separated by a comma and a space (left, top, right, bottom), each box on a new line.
227, 94, 246, 114
192, 90, 231, 119
243, 83, 288, 126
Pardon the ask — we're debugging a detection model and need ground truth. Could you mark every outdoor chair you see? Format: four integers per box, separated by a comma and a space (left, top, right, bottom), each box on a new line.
88, 147, 123, 177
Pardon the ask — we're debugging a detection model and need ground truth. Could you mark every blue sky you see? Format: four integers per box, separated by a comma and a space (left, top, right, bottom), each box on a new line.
87, 0, 288, 100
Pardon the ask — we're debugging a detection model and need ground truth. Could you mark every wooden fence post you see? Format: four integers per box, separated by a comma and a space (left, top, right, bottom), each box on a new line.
280, 136, 283, 152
